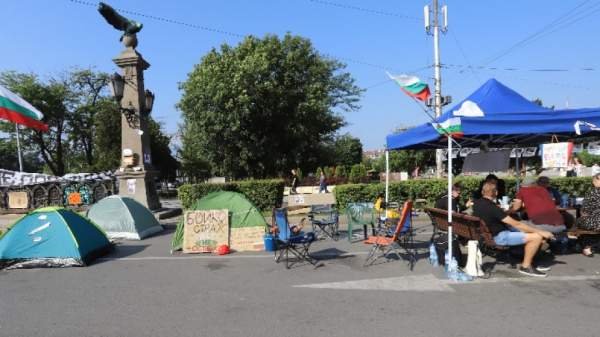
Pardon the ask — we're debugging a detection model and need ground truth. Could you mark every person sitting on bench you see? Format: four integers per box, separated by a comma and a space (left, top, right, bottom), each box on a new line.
473, 182, 555, 278
434, 182, 473, 213
511, 176, 566, 234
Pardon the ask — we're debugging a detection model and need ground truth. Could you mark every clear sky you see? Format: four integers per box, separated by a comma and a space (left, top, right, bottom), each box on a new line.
2, 0, 599, 150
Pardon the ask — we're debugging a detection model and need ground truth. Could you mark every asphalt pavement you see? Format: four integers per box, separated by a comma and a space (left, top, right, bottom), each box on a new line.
1, 214, 600, 337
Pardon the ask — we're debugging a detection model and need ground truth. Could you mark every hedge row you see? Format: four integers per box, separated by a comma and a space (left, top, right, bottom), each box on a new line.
334, 176, 595, 209
178, 179, 285, 211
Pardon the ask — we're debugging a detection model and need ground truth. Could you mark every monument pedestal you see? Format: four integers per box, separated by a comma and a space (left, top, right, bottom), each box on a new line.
116, 170, 161, 210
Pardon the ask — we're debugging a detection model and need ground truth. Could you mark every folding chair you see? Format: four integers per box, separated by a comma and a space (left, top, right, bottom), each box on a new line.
308, 204, 339, 240
272, 208, 318, 269
346, 202, 375, 242
363, 201, 416, 269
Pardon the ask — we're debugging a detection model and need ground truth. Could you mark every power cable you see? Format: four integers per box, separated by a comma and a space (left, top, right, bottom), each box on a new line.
448, 31, 480, 82
444, 63, 596, 72
303, 0, 420, 20
481, 0, 600, 65
67, 0, 423, 73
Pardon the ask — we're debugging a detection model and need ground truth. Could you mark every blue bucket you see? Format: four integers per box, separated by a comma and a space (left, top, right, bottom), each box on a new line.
263, 234, 276, 252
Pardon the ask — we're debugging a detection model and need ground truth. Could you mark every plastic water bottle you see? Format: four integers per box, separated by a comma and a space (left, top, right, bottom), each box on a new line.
445, 252, 473, 282
429, 243, 439, 266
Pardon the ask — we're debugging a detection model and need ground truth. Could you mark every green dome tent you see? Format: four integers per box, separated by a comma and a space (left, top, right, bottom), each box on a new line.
86, 196, 163, 240
171, 191, 267, 252
0, 207, 111, 269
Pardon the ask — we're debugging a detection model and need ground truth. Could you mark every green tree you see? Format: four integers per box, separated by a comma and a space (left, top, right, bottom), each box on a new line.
375, 150, 435, 173
334, 165, 347, 178
0, 133, 43, 172
333, 133, 363, 166
1, 69, 178, 176
178, 33, 362, 179
92, 99, 122, 171
0, 71, 72, 175
349, 163, 367, 183
148, 118, 179, 180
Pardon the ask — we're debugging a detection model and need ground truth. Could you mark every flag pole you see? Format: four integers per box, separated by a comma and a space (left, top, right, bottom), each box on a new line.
447, 131, 453, 268
15, 123, 23, 172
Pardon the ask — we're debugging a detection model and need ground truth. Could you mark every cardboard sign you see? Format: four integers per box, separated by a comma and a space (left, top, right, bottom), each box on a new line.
230, 227, 265, 252
542, 142, 573, 168
183, 210, 229, 253
8, 191, 28, 209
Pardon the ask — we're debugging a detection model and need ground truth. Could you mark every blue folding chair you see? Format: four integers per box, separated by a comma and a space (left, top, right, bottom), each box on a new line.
272, 208, 318, 269
308, 204, 340, 240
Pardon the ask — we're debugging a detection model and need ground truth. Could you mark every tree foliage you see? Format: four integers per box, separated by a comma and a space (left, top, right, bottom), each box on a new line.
333, 133, 363, 167
374, 150, 435, 173
0, 69, 178, 178
178, 33, 362, 179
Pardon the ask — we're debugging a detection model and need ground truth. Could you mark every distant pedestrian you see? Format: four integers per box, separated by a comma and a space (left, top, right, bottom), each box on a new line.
319, 171, 328, 193
290, 169, 299, 194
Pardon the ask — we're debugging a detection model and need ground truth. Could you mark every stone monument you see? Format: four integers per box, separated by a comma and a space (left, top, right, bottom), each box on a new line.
98, 2, 160, 210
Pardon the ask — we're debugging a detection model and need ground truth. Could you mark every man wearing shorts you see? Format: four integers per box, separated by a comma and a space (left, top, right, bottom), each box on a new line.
473, 182, 555, 277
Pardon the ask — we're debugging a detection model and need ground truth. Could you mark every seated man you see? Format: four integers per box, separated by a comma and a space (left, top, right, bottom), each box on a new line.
473, 182, 554, 277
536, 176, 561, 206
435, 183, 473, 213
512, 177, 566, 233
472, 174, 506, 200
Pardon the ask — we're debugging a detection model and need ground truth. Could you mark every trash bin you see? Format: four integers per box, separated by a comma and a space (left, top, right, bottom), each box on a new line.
263, 234, 276, 252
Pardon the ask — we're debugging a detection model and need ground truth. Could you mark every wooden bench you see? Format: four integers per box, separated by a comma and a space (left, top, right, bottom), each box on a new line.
566, 229, 600, 240
425, 207, 510, 255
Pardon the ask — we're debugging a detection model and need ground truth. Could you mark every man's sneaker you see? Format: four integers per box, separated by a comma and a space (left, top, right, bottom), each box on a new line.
535, 265, 551, 272
518, 266, 548, 278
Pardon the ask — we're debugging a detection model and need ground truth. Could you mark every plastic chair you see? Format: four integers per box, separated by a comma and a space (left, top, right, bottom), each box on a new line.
272, 208, 318, 269
308, 204, 339, 240
346, 202, 375, 242
363, 201, 416, 269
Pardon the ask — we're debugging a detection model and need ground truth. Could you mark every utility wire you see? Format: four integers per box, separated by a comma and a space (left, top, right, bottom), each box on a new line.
481, 0, 600, 65
68, 0, 423, 73
448, 31, 480, 82
444, 63, 596, 72
304, 0, 420, 20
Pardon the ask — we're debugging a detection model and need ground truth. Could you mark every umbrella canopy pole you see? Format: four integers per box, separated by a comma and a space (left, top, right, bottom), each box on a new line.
15, 123, 23, 172
447, 134, 453, 269
515, 155, 520, 190
385, 150, 389, 203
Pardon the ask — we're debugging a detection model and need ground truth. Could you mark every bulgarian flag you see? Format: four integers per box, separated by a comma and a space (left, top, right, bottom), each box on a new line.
0, 84, 48, 131
433, 117, 463, 138
387, 72, 431, 102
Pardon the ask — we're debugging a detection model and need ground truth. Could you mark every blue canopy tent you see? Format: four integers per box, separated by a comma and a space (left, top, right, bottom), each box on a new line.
384, 79, 600, 275
387, 78, 600, 150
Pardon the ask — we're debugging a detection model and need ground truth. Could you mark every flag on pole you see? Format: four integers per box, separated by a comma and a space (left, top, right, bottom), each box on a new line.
0, 84, 48, 131
387, 72, 431, 102
433, 117, 463, 137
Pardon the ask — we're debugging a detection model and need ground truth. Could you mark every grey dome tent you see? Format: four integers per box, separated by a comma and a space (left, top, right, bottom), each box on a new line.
86, 195, 163, 240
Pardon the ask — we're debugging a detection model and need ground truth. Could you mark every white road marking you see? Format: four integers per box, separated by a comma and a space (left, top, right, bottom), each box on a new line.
293, 274, 600, 292
295, 274, 456, 292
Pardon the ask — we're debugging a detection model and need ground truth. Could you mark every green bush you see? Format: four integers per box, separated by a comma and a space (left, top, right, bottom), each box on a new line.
349, 164, 367, 183
323, 166, 334, 178
335, 165, 347, 178
334, 176, 594, 209
576, 151, 600, 166
178, 179, 285, 211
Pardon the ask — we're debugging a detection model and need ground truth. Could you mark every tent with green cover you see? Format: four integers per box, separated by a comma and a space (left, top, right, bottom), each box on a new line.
0, 207, 111, 269
86, 195, 163, 240
171, 191, 267, 252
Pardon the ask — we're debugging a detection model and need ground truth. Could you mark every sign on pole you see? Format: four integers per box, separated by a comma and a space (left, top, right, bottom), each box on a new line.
542, 142, 574, 168
183, 210, 229, 253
